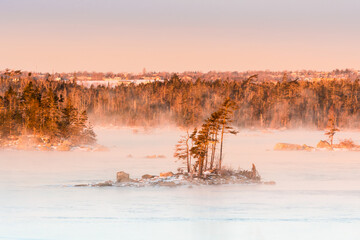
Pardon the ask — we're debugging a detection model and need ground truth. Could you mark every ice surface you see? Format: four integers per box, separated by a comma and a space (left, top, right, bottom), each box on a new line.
0, 128, 360, 240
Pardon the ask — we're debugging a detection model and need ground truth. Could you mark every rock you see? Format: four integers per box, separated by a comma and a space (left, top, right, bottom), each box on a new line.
158, 181, 177, 187
93, 145, 109, 152
41, 136, 50, 144
38, 145, 52, 151
145, 154, 166, 159
16, 144, 33, 151
263, 181, 276, 185
250, 163, 260, 180
159, 172, 174, 178
57, 140, 72, 151
74, 184, 89, 187
274, 143, 303, 151
142, 174, 156, 179
81, 147, 92, 152
62, 140, 72, 146
16, 136, 35, 150
317, 140, 332, 149
57, 144, 71, 151
93, 180, 113, 187
116, 171, 130, 182
302, 144, 315, 151
335, 139, 356, 149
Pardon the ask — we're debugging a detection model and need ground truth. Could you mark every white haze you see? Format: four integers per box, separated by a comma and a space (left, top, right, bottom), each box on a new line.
0, 128, 360, 240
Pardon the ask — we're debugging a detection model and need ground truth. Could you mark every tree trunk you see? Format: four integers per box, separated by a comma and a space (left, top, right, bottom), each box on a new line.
198, 156, 204, 177
210, 132, 218, 170
186, 130, 191, 173
219, 123, 225, 171
204, 143, 209, 171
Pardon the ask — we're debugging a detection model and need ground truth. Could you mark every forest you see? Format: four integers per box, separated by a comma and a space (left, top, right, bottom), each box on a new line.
1, 71, 360, 133
0, 79, 96, 145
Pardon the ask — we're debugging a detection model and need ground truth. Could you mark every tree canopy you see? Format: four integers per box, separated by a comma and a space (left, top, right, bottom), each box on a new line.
0, 81, 96, 145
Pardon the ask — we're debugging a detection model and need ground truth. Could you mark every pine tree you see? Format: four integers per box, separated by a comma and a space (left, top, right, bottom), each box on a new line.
41, 88, 61, 141
206, 111, 222, 170
0, 81, 97, 147
20, 82, 41, 134
4, 86, 21, 137
175, 99, 238, 177
190, 122, 211, 176
79, 110, 96, 144
325, 107, 339, 146
218, 98, 238, 170
60, 98, 79, 140
174, 134, 191, 173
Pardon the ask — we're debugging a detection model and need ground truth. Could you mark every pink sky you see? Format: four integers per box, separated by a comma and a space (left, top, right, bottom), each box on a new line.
1, 0, 359, 73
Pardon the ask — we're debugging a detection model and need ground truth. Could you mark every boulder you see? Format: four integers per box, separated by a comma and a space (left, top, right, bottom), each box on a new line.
274, 143, 303, 151
16, 144, 32, 151
302, 144, 315, 151
116, 171, 130, 182
93, 145, 109, 152
159, 172, 174, 178
74, 184, 89, 187
38, 145, 52, 151
335, 139, 356, 149
263, 181, 276, 185
57, 144, 71, 151
16, 136, 35, 150
145, 154, 166, 159
62, 140, 72, 146
93, 180, 113, 187
317, 140, 332, 149
57, 140, 72, 151
158, 181, 177, 187
142, 174, 156, 179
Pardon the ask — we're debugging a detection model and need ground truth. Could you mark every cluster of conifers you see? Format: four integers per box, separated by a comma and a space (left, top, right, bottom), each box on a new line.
0, 81, 96, 145
174, 99, 238, 176
2, 71, 360, 129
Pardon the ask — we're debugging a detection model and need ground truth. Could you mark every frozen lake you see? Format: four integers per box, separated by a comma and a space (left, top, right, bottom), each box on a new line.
1, 128, 360, 240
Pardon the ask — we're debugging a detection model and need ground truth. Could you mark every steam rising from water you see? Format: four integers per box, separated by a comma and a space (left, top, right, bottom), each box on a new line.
1, 128, 360, 239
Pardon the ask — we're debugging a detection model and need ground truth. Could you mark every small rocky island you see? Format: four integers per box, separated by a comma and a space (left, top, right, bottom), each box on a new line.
77, 99, 276, 188
274, 139, 360, 151
0, 135, 107, 151
0, 81, 99, 151
78, 164, 276, 188
274, 119, 360, 151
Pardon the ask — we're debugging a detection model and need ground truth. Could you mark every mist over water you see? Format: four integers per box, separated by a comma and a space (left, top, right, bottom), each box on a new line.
1, 128, 360, 240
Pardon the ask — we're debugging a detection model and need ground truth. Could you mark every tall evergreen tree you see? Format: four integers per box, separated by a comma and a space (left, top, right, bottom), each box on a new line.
41, 88, 60, 140
325, 107, 339, 146
218, 98, 238, 170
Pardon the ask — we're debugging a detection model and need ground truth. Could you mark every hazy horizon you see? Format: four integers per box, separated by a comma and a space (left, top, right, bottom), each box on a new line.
2, 68, 360, 75
1, 0, 360, 73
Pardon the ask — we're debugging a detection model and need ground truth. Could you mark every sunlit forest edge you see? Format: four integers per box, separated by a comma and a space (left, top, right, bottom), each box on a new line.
2, 69, 360, 146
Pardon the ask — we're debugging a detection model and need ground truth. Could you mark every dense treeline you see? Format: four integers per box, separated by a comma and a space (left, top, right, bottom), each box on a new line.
0, 80, 96, 144
2, 72, 360, 129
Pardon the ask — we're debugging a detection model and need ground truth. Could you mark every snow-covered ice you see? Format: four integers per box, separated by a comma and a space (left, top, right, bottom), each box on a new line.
0, 128, 360, 240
